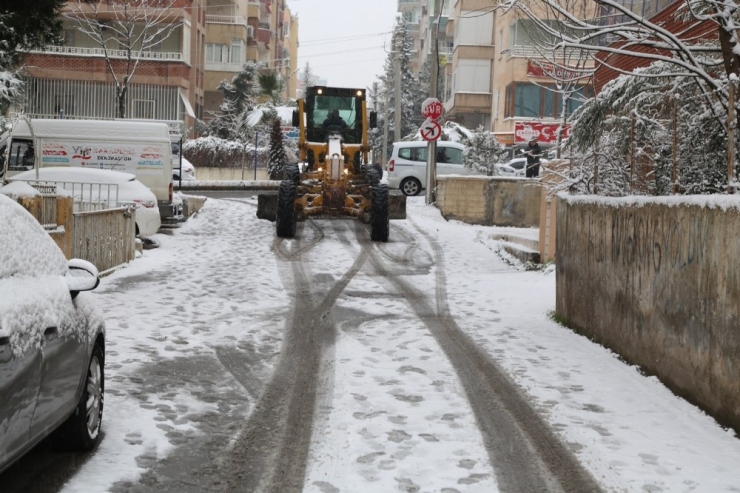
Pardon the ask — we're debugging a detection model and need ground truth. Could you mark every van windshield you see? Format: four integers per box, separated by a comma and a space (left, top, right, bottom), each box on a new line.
7, 139, 34, 172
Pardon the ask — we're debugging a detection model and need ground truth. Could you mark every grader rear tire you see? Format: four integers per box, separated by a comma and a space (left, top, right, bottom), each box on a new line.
276, 180, 297, 238
370, 184, 389, 242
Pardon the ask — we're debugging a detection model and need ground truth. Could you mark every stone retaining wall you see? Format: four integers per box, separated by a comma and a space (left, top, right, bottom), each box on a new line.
556, 195, 740, 433
436, 175, 541, 227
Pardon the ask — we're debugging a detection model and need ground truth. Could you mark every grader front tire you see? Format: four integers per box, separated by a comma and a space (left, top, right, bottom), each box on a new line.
370, 184, 389, 242
276, 180, 297, 238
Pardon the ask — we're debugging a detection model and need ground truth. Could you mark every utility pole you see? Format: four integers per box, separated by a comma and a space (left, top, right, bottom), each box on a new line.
383, 82, 390, 165
394, 29, 402, 142
425, 0, 442, 205
371, 82, 380, 164
728, 78, 736, 194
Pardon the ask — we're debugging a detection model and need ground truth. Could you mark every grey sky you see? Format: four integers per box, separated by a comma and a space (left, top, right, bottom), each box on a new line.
289, 0, 399, 90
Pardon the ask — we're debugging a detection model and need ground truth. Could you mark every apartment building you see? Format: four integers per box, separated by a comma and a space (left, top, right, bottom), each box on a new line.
401, 0, 594, 147
18, 0, 206, 135
204, 0, 298, 118
398, 0, 454, 93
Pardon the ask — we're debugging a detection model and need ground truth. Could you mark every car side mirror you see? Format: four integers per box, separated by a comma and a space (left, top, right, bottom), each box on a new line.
64, 259, 100, 297
292, 110, 300, 127
369, 111, 377, 129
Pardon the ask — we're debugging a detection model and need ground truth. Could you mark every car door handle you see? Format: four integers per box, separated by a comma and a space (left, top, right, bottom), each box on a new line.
44, 327, 58, 340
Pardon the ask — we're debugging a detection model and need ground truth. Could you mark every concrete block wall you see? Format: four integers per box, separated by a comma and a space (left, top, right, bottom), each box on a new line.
436, 175, 541, 227
556, 195, 740, 434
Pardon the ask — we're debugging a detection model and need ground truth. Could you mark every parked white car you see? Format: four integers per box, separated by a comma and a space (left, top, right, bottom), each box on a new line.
173, 157, 196, 181
387, 141, 472, 196
495, 157, 548, 177
9, 167, 161, 237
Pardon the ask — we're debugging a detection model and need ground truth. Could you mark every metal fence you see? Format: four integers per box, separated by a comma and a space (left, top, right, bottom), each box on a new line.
18, 180, 120, 213
25, 183, 58, 230
73, 206, 136, 273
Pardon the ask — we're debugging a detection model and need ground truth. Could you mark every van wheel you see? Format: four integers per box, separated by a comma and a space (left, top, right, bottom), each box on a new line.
400, 177, 421, 196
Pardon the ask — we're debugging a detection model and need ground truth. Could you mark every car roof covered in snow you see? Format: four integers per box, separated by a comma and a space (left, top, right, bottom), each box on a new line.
10, 167, 137, 184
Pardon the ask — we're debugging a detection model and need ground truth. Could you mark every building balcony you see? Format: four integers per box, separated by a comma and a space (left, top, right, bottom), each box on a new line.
205, 61, 245, 72
32, 45, 185, 61
256, 27, 272, 45
206, 14, 249, 28
398, 0, 421, 12
247, 1, 261, 21
444, 92, 492, 115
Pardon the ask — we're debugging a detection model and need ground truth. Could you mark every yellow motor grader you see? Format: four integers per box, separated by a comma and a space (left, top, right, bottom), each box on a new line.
277, 86, 389, 241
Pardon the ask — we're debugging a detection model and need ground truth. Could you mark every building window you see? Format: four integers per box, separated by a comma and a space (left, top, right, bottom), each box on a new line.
206, 43, 228, 63
55, 94, 74, 117
506, 82, 592, 118
64, 29, 75, 46
230, 39, 243, 64
132, 99, 155, 119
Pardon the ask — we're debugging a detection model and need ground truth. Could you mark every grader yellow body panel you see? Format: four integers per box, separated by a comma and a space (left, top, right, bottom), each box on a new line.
275, 86, 390, 241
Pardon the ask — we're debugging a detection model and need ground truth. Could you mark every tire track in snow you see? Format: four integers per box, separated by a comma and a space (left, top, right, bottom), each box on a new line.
359, 219, 602, 493
218, 220, 369, 492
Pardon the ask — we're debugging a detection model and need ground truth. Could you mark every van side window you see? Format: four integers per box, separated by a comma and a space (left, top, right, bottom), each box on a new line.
445, 147, 463, 164
413, 147, 427, 162
398, 147, 412, 160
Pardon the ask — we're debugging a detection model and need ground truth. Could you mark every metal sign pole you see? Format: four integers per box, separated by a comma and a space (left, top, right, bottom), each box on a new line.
425, 0, 442, 206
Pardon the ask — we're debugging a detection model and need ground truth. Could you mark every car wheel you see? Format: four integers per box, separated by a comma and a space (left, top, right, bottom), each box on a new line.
400, 177, 421, 196
57, 344, 104, 451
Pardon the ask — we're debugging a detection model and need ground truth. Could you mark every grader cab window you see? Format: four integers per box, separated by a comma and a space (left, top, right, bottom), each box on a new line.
307, 93, 363, 143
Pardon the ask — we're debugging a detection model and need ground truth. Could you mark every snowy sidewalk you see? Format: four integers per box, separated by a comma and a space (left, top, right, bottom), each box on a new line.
55, 195, 740, 492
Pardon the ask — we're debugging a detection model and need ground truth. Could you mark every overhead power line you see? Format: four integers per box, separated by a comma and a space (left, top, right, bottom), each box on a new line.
299, 31, 393, 47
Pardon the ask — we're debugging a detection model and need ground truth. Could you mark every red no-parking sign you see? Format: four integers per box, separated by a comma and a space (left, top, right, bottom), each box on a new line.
420, 119, 443, 141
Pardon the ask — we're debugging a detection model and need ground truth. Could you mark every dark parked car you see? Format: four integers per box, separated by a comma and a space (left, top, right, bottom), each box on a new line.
0, 193, 105, 474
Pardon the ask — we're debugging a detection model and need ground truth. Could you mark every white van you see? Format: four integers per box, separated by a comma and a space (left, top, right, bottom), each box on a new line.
0, 118, 177, 219
386, 141, 473, 196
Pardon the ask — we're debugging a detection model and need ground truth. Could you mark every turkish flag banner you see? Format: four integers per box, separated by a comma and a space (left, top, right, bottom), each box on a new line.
514, 122, 571, 144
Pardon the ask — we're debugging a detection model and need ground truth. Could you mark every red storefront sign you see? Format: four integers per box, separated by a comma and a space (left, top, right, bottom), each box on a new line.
526, 60, 590, 81
514, 122, 571, 144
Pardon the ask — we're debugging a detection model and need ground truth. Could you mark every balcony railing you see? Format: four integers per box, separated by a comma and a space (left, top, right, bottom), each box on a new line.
206, 14, 249, 27
34, 45, 184, 61
205, 61, 245, 72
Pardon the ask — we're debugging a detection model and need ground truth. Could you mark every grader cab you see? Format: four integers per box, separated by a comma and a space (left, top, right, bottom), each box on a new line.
275, 86, 390, 242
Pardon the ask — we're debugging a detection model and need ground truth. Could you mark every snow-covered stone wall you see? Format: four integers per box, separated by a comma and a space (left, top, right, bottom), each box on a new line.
436, 175, 541, 228
555, 195, 740, 434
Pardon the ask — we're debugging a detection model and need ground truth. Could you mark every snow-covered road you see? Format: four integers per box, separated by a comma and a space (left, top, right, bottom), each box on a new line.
17, 195, 739, 492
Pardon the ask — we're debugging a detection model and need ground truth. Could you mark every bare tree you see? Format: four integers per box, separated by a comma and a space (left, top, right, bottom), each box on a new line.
498, 0, 739, 191
64, 0, 182, 118
496, 0, 738, 128
512, 0, 597, 157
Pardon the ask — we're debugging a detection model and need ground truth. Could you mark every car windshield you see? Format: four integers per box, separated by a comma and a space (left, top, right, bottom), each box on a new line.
509, 160, 525, 170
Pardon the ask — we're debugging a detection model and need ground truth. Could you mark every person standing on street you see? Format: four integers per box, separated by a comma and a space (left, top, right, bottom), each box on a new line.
523, 137, 542, 178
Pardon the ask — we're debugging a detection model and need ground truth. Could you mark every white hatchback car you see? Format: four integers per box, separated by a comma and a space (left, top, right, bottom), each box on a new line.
173, 157, 196, 181
495, 157, 548, 177
10, 167, 161, 237
387, 141, 472, 196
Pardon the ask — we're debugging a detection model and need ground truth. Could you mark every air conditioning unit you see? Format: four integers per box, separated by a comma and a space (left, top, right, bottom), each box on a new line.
247, 25, 254, 39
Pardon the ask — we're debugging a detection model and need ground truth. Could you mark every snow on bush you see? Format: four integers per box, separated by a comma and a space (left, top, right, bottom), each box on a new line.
183, 136, 269, 169
462, 126, 509, 176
